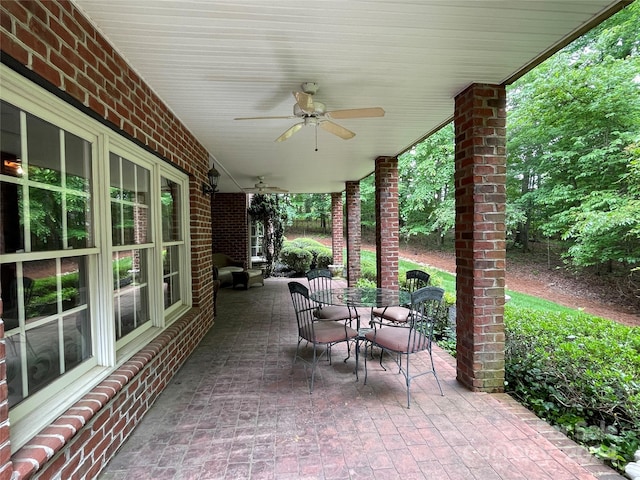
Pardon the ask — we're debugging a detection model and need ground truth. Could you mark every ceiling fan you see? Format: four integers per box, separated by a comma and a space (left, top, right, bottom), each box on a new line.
235, 82, 385, 145
243, 176, 288, 194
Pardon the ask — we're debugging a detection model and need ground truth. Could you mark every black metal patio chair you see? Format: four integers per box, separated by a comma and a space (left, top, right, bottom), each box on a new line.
371, 269, 431, 324
288, 281, 358, 393
306, 268, 360, 326
364, 285, 445, 408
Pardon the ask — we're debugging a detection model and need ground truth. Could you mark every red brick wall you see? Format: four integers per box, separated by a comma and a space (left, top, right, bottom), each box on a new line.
345, 181, 361, 286
211, 193, 249, 266
331, 192, 344, 267
375, 156, 399, 289
454, 83, 507, 393
11, 309, 210, 480
0, 1, 215, 477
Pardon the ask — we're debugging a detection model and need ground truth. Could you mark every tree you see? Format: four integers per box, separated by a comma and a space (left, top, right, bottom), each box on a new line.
506, 1, 640, 269
248, 194, 288, 277
398, 124, 455, 246
288, 193, 331, 232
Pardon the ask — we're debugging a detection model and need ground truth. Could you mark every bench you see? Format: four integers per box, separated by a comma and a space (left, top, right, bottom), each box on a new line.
231, 269, 264, 290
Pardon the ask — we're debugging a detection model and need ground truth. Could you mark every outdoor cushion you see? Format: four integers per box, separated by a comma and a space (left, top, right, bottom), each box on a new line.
300, 322, 358, 344
314, 305, 357, 321
371, 306, 412, 323
365, 327, 426, 353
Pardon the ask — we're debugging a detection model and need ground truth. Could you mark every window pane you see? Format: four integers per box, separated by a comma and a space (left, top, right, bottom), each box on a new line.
109, 153, 121, 200
0, 181, 24, 254
161, 177, 181, 242
0, 262, 27, 331
122, 203, 134, 244
29, 187, 63, 251
63, 311, 91, 371
26, 322, 60, 395
24, 259, 57, 320
27, 114, 61, 186
65, 131, 91, 193
0, 101, 22, 178
114, 249, 150, 340
110, 153, 150, 246
1, 101, 25, 254
6, 335, 24, 407
163, 246, 181, 308
67, 193, 90, 249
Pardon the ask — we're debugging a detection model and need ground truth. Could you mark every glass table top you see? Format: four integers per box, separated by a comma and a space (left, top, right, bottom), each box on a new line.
310, 287, 411, 308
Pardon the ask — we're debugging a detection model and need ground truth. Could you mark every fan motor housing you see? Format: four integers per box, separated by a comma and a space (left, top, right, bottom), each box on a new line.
294, 101, 325, 117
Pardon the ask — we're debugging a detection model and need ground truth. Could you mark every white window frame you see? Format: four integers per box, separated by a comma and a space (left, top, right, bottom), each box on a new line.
1, 65, 193, 451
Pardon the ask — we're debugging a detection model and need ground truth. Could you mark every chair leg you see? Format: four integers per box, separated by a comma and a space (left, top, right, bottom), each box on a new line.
405, 353, 412, 408
309, 345, 318, 393
363, 341, 369, 385
293, 338, 303, 366
429, 348, 444, 396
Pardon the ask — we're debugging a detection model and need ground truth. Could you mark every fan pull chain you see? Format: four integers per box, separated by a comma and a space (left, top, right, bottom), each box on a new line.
315, 123, 318, 151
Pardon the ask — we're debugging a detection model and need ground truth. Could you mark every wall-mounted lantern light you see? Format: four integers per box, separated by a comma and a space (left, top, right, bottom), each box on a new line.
202, 166, 220, 196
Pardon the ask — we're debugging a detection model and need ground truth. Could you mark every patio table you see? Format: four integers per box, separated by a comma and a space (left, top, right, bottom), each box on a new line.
310, 287, 411, 377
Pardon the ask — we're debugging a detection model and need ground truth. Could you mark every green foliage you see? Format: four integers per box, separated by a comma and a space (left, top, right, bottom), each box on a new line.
398, 124, 455, 245
278, 245, 312, 273
504, 307, 640, 471
360, 253, 639, 471
507, 2, 640, 272
248, 194, 288, 277
288, 193, 332, 232
27, 273, 82, 316
281, 238, 332, 270
315, 249, 333, 269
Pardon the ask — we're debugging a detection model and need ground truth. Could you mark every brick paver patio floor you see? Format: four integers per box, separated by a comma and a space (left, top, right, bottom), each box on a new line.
100, 277, 623, 480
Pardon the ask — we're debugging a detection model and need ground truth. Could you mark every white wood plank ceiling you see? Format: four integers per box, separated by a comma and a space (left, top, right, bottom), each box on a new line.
73, 1, 630, 194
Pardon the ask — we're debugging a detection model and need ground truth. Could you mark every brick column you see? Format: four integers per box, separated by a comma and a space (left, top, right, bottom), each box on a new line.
331, 192, 344, 267
211, 193, 249, 266
375, 156, 399, 289
454, 83, 507, 392
345, 181, 361, 286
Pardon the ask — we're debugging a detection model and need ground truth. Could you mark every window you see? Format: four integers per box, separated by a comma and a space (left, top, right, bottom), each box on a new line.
110, 153, 151, 341
161, 177, 184, 310
250, 220, 265, 260
1, 102, 94, 408
0, 66, 192, 449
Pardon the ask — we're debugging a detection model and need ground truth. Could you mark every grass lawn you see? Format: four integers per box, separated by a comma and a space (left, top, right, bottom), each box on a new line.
365, 250, 578, 314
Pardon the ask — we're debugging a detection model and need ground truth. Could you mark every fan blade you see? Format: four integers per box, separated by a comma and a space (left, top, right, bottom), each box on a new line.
235, 115, 296, 120
275, 122, 304, 142
325, 107, 385, 119
319, 120, 355, 140
293, 91, 314, 113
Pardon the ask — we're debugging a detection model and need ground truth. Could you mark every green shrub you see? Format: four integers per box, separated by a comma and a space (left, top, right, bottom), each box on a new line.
279, 245, 313, 273
433, 292, 457, 356
288, 238, 324, 249
282, 238, 332, 270
315, 249, 333, 269
504, 306, 640, 471
361, 257, 377, 282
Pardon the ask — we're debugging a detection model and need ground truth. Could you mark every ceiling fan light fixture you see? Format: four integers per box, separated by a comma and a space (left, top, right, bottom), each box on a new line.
235, 82, 384, 145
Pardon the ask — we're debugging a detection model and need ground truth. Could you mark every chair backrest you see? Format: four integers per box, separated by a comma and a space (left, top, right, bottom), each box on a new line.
306, 268, 332, 292
407, 286, 445, 351
405, 269, 431, 292
288, 281, 317, 335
